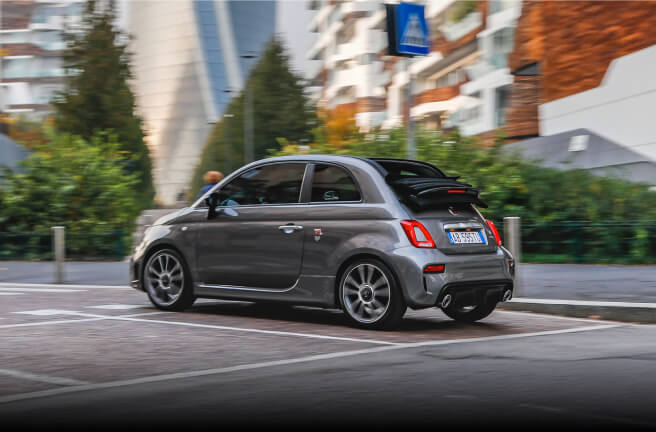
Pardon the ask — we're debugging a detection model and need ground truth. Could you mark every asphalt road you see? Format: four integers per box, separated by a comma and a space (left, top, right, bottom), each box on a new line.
0, 283, 654, 428
1, 261, 655, 302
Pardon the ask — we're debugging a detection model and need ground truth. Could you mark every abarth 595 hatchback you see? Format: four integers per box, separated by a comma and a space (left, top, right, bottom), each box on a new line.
130, 156, 514, 329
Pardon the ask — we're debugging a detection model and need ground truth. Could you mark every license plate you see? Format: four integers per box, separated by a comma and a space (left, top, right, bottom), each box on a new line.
447, 231, 485, 245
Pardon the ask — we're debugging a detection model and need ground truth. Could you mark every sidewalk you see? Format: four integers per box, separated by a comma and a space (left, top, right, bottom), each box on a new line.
0, 261, 129, 286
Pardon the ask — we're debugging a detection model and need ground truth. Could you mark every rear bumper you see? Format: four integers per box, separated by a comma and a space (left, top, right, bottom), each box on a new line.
386, 245, 514, 309
439, 280, 513, 309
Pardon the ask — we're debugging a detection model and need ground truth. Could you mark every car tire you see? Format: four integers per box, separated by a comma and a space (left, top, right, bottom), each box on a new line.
338, 258, 407, 330
442, 301, 497, 323
143, 248, 195, 311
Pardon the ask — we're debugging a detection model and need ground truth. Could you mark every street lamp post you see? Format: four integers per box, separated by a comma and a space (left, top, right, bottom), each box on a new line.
222, 88, 237, 174
240, 51, 257, 164
223, 113, 234, 174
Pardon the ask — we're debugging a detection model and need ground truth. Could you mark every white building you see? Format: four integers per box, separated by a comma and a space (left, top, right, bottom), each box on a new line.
0, 0, 84, 118
307, 0, 521, 139
540, 45, 656, 163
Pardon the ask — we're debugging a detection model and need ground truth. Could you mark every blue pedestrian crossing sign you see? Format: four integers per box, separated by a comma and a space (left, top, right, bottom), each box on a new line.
395, 2, 430, 56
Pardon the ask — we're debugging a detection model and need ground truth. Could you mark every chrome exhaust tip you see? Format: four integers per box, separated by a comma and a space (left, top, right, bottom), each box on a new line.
440, 294, 452, 309
502, 289, 513, 302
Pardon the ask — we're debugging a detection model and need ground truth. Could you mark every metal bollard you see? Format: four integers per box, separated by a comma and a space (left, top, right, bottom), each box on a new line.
52, 226, 65, 284
504, 217, 522, 297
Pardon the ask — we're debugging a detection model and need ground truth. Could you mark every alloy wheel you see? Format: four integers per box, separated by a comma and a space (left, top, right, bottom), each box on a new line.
145, 251, 185, 307
342, 263, 391, 324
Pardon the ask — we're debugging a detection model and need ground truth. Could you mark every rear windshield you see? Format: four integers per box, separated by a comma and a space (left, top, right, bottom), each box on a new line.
370, 159, 488, 210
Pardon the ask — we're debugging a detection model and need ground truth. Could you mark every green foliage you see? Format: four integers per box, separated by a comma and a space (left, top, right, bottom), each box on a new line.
0, 132, 140, 259
273, 127, 656, 263
190, 36, 316, 198
53, 0, 153, 204
449, 0, 478, 23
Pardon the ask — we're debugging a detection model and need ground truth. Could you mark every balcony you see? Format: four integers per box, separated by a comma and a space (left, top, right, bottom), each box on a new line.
414, 83, 461, 105
441, 11, 482, 42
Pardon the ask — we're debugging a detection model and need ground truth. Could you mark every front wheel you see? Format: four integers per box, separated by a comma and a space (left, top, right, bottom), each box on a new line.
339, 259, 406, 330
144, 249, 195, 311
442, 301, 497, 323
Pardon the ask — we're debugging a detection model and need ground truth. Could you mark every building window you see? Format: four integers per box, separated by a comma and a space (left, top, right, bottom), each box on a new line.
487, 27, 515, 69
489, 0, 517, 15
495, 86, 510, 127
435, 68, 465, 88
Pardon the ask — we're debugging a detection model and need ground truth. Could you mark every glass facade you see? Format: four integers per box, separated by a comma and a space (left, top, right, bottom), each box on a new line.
192, 0, 276, 116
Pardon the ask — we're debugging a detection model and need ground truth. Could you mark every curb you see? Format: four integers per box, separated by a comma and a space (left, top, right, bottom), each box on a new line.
500, 298, 656, 324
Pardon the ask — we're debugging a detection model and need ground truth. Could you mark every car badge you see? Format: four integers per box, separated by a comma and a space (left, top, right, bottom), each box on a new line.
314, 228, 323, 242
448, 207, 458, 216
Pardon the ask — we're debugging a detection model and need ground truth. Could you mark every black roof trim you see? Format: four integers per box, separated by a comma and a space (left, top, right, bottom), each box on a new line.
368, 157, 447, 177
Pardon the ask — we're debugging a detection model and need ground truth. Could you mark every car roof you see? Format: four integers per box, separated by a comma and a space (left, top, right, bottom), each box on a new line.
262, 155, 444, 177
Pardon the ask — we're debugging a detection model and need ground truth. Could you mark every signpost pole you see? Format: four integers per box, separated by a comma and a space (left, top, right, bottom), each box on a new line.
406, 58, 416, 159
386, 2, 428, 160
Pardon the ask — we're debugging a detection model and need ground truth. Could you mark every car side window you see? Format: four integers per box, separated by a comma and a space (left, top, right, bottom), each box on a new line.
214, 163, 306, 206
311, 164, 361, 203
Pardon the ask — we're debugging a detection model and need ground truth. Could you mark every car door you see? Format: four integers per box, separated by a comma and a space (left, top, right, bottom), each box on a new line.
195, 162, 308, 289
299, 163, 372, 277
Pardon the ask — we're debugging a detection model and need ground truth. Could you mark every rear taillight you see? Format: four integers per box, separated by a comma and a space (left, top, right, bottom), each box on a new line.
486, 219, 502, 246
401, 220, 436, 248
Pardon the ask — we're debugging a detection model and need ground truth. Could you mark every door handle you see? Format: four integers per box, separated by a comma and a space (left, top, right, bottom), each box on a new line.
278, 225, 303, 234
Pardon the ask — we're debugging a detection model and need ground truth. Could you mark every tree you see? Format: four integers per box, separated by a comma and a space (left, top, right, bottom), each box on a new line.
53, 0, 153, 204
189, 36, 316, 196
0, 131, 140, 258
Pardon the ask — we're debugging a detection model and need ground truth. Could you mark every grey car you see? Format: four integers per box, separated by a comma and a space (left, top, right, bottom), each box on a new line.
130, 155, 514, 329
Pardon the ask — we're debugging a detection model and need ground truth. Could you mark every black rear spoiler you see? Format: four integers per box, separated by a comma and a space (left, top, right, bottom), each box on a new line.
388, 177, 489, 209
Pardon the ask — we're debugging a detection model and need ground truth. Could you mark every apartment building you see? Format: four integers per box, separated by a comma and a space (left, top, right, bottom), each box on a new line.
0, 0, 83, 118
307, 0, 520, 140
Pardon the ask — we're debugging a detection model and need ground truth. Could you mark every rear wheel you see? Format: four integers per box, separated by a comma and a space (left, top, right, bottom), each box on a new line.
339, 259, 406, 330
144, 249, 195, 311
443, 301, 497, 323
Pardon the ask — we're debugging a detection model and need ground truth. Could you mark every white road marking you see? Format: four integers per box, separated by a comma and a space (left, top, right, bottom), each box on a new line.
87, 304, 146, 310
14, 309, 78, 316
0, 288, 84, 293
401, 324, 622, 349
43, 311, 402, 346
0, 312, 163, 330
0, 282, 128, 290
0, 368, 89, 387
0, 322, 622, 405
0, 318, 106, 329
0, 292, 24, 296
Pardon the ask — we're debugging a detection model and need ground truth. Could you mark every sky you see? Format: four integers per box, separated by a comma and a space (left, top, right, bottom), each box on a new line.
117, 0, 317, 78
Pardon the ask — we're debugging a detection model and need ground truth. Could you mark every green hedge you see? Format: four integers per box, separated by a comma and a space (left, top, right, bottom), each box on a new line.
0, 132, 141, 260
